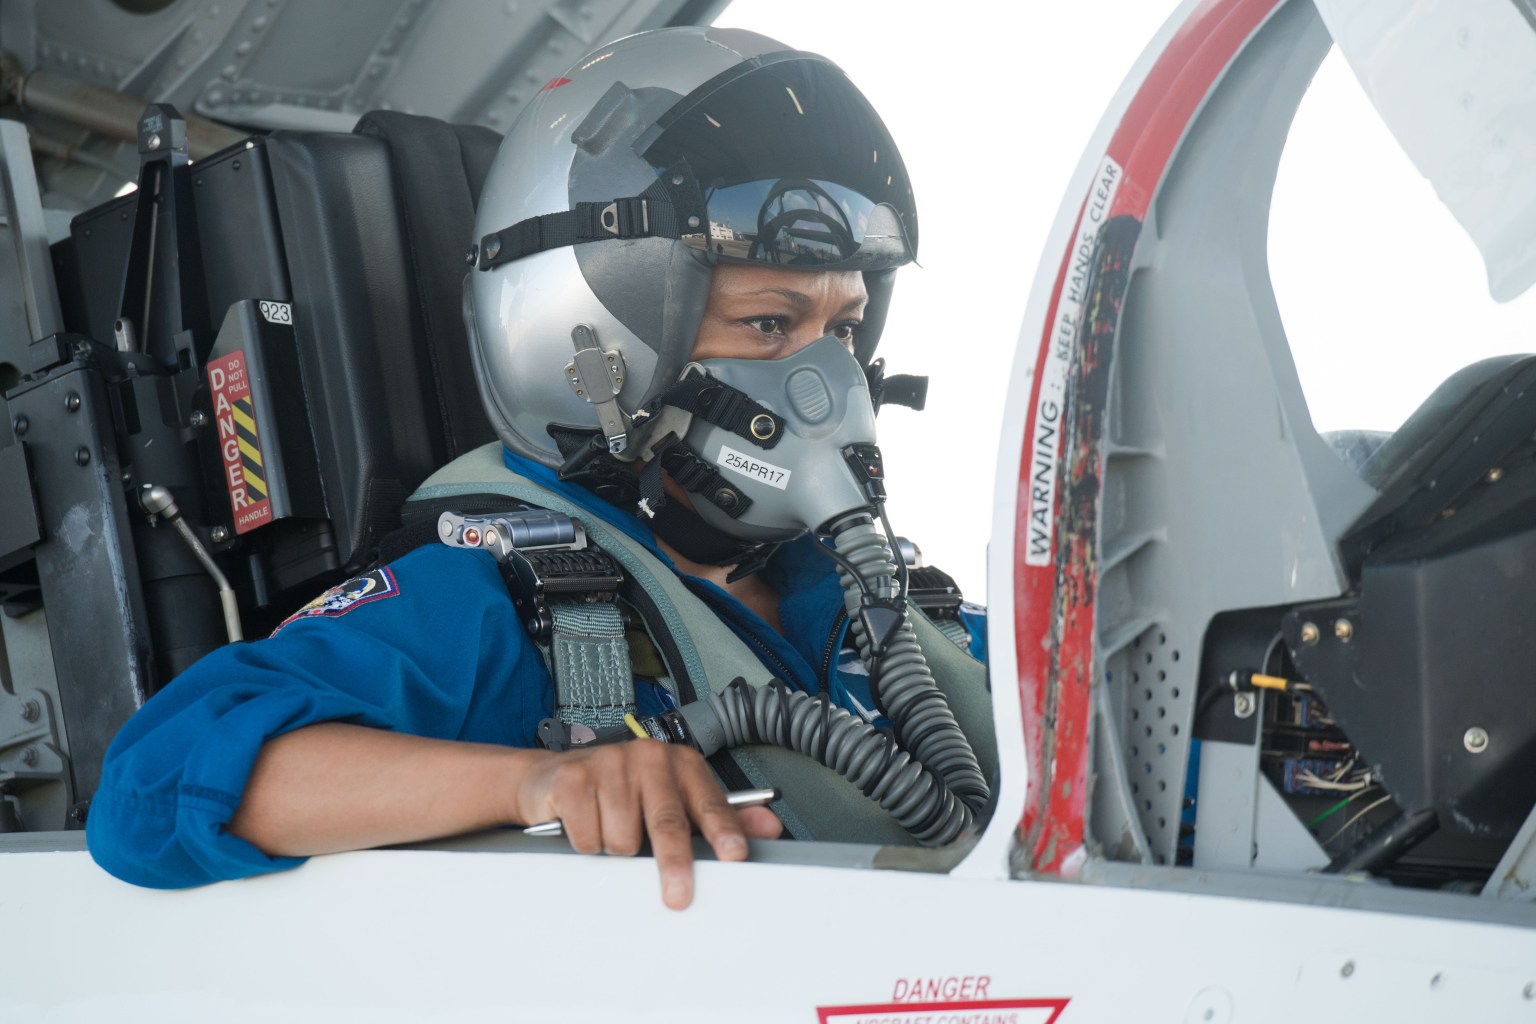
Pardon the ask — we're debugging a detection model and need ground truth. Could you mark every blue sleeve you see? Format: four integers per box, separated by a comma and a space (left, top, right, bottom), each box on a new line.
86, 545, 551, 889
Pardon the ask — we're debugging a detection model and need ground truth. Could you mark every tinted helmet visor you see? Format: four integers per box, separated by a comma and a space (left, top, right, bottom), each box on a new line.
641, 54, 918, 271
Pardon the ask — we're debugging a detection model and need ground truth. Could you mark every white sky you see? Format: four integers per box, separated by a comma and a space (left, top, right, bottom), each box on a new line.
718, 0, 1536, 600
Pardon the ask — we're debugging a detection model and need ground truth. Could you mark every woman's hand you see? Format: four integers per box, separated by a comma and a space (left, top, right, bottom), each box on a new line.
229, 723, 780, 911
510, 738, 783, 909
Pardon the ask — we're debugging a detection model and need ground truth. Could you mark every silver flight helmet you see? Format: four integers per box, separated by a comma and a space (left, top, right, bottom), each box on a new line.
465, 26, 918, 539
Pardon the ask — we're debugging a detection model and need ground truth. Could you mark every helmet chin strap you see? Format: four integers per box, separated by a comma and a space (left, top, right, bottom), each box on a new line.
546, 423, 781, 578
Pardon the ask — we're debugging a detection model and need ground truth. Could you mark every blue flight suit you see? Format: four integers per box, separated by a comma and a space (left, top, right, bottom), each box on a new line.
86, 451, 984, 888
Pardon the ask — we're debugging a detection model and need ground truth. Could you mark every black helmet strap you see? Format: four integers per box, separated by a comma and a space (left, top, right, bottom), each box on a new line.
547, 424, 773, 574
476, 172, 701, 271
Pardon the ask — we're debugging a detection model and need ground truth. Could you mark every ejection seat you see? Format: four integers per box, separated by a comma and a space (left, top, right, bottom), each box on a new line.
4, 109, 504, 827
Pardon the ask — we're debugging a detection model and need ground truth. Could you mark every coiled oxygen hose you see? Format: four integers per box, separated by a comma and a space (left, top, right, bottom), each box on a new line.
670, 678, 973, 844
825, 513, 991, 812
636, 511, 991, 847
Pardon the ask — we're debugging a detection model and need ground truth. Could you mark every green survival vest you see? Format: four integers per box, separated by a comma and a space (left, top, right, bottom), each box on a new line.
409, 443, 998, 846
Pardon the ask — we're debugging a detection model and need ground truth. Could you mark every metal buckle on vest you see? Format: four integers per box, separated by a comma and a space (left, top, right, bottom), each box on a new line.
509, 547, 624, 643
437, 510, 623, 641
906, 565, 963, 619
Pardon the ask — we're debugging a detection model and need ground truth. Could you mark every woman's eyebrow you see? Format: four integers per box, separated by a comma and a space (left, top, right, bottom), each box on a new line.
734, 288, 869, 316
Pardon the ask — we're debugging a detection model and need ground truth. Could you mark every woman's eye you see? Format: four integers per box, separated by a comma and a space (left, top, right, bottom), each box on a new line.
745, 317, 789, 337
831, 322, 861, 344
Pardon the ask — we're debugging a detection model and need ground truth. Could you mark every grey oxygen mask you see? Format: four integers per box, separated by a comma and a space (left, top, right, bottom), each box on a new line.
674, 335, 884, 543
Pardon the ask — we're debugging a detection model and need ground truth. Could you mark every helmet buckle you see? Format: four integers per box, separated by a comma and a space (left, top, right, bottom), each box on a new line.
595, 198, 649, 237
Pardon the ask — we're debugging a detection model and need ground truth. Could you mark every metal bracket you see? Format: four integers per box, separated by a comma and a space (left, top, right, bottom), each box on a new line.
564, 324, 628, 454
0, 686, 70, 830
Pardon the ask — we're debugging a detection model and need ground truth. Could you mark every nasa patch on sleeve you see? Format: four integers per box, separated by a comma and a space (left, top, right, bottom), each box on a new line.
272, 568, 400, 635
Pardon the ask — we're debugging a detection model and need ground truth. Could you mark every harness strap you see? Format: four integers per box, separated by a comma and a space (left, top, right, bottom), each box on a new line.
549, 602, 634, 729
436, 509, 636, 732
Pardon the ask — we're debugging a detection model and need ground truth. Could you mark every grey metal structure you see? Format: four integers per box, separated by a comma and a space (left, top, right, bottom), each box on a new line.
0, 0, 727, 210
1085, 0, 1375, 870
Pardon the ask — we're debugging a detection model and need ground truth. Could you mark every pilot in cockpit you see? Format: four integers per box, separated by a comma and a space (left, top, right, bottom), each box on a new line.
86, 26, 997, 909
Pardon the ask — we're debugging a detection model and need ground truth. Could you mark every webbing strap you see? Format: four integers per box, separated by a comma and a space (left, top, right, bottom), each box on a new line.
549, 602, 635, 729
934, 617, 971, 651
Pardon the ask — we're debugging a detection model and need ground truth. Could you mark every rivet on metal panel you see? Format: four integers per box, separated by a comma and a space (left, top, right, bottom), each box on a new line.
20, 747, 38, 767
190, 410, 209, 428
1487, 467, 1504, 483
1464, 727, 1489, 754
1233, 692, 1255, 718
1333, 618, 1353, 642
211, 525, 230, 543
64, 391, 81, 412
1340, 961, 1355, 979
1300, 622, 1319, 645
12, 415, 28, 436
20, 700, 40, 722
73, 446, 91, 466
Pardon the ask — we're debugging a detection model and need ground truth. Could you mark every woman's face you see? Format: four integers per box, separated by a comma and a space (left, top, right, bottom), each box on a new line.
690, 263, 868, 362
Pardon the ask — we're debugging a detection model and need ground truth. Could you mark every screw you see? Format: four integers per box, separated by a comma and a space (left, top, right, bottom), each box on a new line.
20, 747, 38, 767
1300, 622, 1319, 645
1234, 692, 1256, 718
1464, 727, 1489, 754
566, 367, 577, 376
484, 529, 500, 548
1334, 618, 1354, 641
190, 410, 209, 428
1341, 961, 1355, 979
20, 699, 40, 722
74, 446, 91, 466
1487, 467, 1504, 483
148, 132, 162, 149
211, 525, 230, 543
64, 391, 81, 412
12, 415, 28, 436
439, 520, 454, 538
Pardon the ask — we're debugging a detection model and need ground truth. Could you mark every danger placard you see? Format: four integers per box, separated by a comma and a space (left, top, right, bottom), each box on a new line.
208, 349, 273, 534
816, 999, 1069, 1024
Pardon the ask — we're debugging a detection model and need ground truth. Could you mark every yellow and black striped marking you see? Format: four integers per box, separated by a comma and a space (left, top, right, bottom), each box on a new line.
231, 396, 268, 500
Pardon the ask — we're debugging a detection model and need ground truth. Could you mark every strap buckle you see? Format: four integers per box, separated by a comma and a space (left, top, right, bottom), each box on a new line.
589, 197, 649, 239
906, 565, 963, 618
438, 510, 623, 641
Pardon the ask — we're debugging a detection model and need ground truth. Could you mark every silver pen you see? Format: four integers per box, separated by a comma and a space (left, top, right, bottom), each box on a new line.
521, 786, 782, 838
